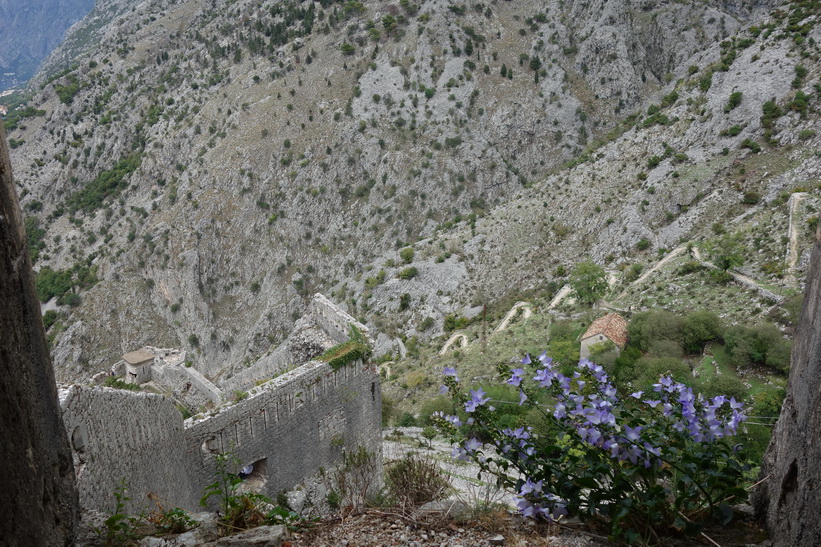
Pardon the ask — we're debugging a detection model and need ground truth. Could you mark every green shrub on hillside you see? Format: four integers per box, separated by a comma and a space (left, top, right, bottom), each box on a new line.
724, 323, 791, 372
55, 75, 81, 104
568, 260, 607, 304
65, 153, 143, 213
399, 247, 414, 264
398, 267, 418, 280
724, 91, 743, 112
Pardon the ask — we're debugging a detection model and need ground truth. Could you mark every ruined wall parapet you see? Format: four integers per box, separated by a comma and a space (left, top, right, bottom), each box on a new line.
59, 385, 197, 513
58, 358, 382, 515
155, 363, 222, 405
220, 343, 292, 393
308, 293, 372, 345
185, 359, 382, 510
59, 294, 381, 516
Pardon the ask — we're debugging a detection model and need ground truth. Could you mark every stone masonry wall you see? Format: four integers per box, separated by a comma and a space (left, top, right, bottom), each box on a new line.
57, 359, 382, 515
59, 385, 197, 514
755, 224, 821, 546
220, 343, 292, 393
154, 363, 222, 404
309, 293, 371, 344
186, 359, 382, 511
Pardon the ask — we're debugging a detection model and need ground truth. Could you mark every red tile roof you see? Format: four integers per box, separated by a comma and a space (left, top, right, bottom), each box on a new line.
581, 313, 628, 349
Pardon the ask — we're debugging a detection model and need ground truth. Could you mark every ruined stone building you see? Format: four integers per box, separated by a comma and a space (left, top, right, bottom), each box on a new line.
59, 293, 382, 515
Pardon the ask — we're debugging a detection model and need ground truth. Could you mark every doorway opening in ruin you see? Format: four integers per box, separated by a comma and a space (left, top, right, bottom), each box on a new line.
239, 457, 268, 493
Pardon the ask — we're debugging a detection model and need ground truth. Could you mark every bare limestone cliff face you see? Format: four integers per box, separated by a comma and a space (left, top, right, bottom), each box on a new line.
755, 221, 821, 546
8, 0, 821, 386
0, 126, 77, 544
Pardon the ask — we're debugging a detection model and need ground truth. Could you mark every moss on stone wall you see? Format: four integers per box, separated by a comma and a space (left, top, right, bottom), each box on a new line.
319, 325, 372, 370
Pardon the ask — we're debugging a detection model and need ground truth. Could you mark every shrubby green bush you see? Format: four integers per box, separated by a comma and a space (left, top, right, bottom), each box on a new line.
724, 323, 791, 372
385, 453, 450, 506
399, 247, 414, 264
628, 310, 685, 353
568, 260, 607, 304
398, 267, 418, 280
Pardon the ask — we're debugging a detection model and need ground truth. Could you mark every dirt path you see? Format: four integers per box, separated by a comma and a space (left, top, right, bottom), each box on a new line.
492, 301, 532, 334
438, 333, 469, 356
693, 247, 784, 303
635, 244, 688, 285
548, 284, 573, 308
438, 301, 535, 355
614, 245, 688, 300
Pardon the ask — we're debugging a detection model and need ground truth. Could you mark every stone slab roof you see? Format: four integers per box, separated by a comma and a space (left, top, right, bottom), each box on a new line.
581, 313, 628, 349
122, 348, 155, 365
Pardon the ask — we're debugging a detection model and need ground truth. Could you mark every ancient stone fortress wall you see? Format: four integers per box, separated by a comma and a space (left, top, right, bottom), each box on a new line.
219, 343, 292, 393
153, 361, 222, 404
58, 359, 382, 515
187, 359, 383, 511
309, 293, 371, 344
59, 385, 198, 514
220, 294, 370, 393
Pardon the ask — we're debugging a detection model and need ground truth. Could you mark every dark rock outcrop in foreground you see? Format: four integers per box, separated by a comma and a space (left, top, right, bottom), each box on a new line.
0, 126, 77, 544
756, 220, 821, 546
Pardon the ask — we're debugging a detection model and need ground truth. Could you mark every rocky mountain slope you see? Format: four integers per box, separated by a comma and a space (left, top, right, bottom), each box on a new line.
6, 0, 821, 385
0, 0, 95, 90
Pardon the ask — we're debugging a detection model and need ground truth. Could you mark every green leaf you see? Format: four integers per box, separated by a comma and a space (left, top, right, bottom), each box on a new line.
624, 529, 642, 544
683, 520, 705, 537
576, 476, 599, 488
713, 502, 734, 525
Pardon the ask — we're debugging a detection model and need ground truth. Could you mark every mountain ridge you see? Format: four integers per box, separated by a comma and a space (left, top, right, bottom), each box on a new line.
5, 0, 820, 385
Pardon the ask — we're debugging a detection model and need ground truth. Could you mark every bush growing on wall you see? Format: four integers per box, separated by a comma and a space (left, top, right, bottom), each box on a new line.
434, 354, 750, 542
319, 324, 372, 370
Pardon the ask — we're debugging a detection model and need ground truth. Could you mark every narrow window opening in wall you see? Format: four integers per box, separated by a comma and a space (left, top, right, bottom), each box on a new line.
261, 408, 267, 428
249, 416, 254, 438
234, 424, 240, 446
71, 425, 86, 452
238, 458, 268, 493
201, 436, 220, 454
371, 382, 376, 401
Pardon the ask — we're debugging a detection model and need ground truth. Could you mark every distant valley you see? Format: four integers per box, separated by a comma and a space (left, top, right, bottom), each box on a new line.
3, 0, 819, 401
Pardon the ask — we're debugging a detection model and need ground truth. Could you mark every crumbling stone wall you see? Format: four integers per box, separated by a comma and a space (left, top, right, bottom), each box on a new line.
309, 293, 371, 344
755, 225, 821, 546
59, 385, 197, 513
57, 359, 381, 515
188, 359, 382, 511
0, 126, 78, 545
153, 361, 222, 404
221, 293, 370, 392
220, 343, 292, 393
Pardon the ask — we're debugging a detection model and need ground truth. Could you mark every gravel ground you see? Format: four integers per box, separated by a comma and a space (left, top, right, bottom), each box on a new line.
289, 428, 608, 546
382, 427, 518, 510
288, 510, 607, 546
